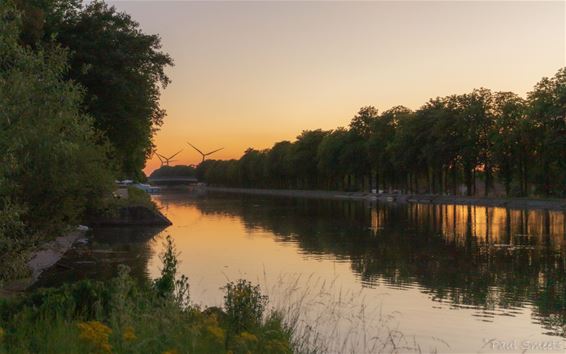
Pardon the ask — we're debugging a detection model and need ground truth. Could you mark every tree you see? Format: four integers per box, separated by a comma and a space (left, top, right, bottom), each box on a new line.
317, 129, 349, 190
367, 106, 404, 192
266, 141, 293, 188
195, 67, 566, 198
0, 4, 114, 234
289, 130, 328, 189
350, 106, 378, 138
491, 92, 527, 196
19, 0, 173, 179
527, 68, 566, 196
239, 149, 268, 188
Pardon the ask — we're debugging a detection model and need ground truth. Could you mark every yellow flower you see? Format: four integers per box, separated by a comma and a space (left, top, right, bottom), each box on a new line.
0, 327, 5, 342
122, 326, 136, 342
206, 325, 225, 343
77, 321, 113, 353
238, 332, 258, 343
162, 350, 178, 354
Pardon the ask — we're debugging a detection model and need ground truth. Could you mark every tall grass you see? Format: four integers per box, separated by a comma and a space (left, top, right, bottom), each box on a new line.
0, 236, 293, 354
261, 273, 436, 354
0, 236, 435, 353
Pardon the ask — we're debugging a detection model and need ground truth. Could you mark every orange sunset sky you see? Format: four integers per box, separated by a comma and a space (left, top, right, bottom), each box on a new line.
106, 1, 565, 175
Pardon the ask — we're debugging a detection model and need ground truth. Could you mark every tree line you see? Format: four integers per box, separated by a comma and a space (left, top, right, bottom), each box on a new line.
0, 1, 171, 279
198, 68, 566, 197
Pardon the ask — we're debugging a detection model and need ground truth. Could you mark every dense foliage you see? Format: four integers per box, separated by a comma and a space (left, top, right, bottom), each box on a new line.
198, 69, 566, 197
149, 165, 197, 179
0, 0, 173, 280
0, 3, 115, 279
0, 238, 293, 354
15, 0, 173, 179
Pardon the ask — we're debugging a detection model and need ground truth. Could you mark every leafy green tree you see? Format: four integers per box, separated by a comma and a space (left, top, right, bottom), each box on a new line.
368, 106, 411, 192
289, 130, 328, 189
350, 106, 378, 138
348, 107, 378, 191
317, 128, 349, 190
239, 149, 268, 188
266, 141, 293, 189
0, 4, 114, 235
150, 165, 197, 179
527, 68, 566, 196
17, 0, 173, 179
196, 68, 566, 198
382, 107, 419, 192
446, 90, 493, 196
491, 92, 527, 196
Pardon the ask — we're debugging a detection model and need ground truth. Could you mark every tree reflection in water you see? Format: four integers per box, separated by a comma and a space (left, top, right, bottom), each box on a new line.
167, 193, 566, 337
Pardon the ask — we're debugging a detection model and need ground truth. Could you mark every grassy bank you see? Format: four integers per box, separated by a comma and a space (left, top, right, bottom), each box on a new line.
0, 237, 294, 354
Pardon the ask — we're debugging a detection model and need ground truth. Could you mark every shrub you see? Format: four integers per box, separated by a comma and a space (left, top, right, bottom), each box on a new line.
223, 279, 268, 335
0, 237, 293, 354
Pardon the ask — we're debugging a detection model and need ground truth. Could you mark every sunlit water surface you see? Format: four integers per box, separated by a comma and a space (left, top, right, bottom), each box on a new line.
39, 191, 566, 353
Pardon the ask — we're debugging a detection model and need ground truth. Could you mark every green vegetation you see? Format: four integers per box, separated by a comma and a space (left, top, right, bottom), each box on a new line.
14, 0, 173, 179
92, 187, 158, 222
0, 3, 114, 281
198, 69, 566, 197
0, 237, 294, 354
0, 1, 171, 281
149, 165, 197, 179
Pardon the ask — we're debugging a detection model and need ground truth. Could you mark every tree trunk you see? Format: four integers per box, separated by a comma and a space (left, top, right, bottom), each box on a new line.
484, 164, 490, 197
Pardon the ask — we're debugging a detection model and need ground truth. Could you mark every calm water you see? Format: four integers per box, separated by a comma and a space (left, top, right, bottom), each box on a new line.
39, 191, 566, 353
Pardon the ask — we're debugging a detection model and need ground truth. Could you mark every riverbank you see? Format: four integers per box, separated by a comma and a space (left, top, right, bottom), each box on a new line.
0, 238, 296, 354
0, 227, 87, 297
205, 186, 566, 211
1, 187, 171, 296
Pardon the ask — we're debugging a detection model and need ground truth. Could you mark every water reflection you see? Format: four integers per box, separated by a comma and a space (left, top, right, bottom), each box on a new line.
37, 191, 566, 351
157, 193, 566, 338
35, 226, 163, 288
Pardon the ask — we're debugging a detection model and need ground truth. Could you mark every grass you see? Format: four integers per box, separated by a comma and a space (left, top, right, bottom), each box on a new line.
0, 235, 430, 354
0, 237, 293, 354
262, 273, 431, 354
125, 186, 158, 210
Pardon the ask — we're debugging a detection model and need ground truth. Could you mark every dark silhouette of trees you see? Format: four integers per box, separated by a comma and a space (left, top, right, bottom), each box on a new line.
199, 68, 566, 197
16, 0, 173, 179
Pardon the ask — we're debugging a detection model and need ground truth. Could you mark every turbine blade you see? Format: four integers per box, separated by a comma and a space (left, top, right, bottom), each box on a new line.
205, 147, 224, 156
169, 150, 183, 159
187, 142, 205, 156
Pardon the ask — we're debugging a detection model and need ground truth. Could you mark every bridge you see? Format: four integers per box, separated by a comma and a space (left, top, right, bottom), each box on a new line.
147, 176, 199, 185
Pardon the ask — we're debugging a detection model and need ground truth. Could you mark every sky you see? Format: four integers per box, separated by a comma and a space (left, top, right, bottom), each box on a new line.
106, 1, 565, 175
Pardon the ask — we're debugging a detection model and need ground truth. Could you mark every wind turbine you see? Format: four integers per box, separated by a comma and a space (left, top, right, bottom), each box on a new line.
155, 150, 182, 166
187, 142, 224, 163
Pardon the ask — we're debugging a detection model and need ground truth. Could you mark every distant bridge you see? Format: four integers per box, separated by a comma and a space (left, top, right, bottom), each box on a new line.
148, 176, 199, 185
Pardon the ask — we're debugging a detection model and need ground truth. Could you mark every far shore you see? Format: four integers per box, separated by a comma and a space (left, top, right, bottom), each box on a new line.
204, 186, 566, 211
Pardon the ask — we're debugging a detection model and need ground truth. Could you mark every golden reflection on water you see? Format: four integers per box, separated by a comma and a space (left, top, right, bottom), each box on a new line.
148, 193, 566, 352
372, 204, 565, 251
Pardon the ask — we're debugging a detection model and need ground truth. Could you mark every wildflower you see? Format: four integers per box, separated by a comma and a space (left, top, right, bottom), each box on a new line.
233, 331, 259, 351
122, 326, 136, 342
77, 321, 113, 353
162, 350, 178, 354
0, 327, 4, 342
238, 332, 258, 343
206, 325, 225, 343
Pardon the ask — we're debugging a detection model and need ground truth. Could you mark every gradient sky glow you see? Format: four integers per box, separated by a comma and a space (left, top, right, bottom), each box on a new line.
107, 1, 565, 174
